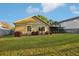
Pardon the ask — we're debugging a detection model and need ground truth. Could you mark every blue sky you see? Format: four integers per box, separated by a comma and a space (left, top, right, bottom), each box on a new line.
0, 3, 79, 25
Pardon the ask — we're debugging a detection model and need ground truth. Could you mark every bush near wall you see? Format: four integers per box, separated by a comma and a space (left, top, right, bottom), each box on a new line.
14, 31, 22, 37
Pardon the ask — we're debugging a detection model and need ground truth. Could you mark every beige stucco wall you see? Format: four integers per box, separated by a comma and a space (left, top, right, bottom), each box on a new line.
25, 22, 49, 32
15, 24, 26, 34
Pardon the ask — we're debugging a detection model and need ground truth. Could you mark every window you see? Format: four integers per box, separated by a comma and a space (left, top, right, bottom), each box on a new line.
27, 26, 31, 31
39, 27, 45, 31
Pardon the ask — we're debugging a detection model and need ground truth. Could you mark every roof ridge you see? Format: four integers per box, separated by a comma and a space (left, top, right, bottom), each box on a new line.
59, 16, 79, 23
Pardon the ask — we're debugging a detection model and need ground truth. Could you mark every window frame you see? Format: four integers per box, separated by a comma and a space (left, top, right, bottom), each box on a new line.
27, 26, 32, 31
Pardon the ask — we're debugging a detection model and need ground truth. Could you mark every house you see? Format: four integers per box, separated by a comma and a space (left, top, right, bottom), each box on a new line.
14, 15, 50, 35
0, 21, 12, 36
59, 16, 79, 33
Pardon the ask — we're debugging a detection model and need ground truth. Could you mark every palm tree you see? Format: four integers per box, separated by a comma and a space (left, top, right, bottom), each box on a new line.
48, 19, 59, 26
48, 19, 54, 26
53, 21, 59, 27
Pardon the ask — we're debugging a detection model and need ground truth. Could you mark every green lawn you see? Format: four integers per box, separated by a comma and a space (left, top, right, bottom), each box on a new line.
0, 34, 79, 56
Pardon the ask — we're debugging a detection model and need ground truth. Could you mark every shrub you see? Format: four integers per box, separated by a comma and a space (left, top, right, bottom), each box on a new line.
31, 31, 39, 35
45, 31, 49, 35
14, 31, 22, 37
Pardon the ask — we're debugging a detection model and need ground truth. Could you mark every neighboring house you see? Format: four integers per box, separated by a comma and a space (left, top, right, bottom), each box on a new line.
59, 16, 79, 33
0, 21, 12, 29
0, 21, 12, 36
14, 16, 50, 35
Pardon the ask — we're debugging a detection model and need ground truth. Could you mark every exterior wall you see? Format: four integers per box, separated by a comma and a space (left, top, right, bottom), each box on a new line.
60, 18, 79, 29
0, 28, 11, 36
64, 29, 79, 33
15, 24, 26, 34
60, 18, 79, 33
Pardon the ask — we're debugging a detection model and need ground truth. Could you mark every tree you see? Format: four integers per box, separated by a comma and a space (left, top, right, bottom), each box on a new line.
53, 21, 59, 27
48, 19, 59, 26
48, 19, 54, 25
37, 15, 49, 23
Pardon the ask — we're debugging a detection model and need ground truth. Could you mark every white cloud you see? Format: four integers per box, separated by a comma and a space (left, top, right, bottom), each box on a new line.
41, 3, 65, 13
26, 3, 65, 14
70, 5, 79, 15
26, 6, 40, 14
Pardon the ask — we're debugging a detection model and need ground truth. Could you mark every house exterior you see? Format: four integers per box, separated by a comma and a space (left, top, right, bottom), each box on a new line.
0, 21, 12, 36
59, 16, 79, 33
14, 16, 50, 35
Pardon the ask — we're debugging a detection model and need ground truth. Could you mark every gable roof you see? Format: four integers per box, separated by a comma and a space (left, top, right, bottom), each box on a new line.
59, 16, 79, 23
14, 16, 34, 24
0, 21, 11, 29
32, 16, 49, 25
14, 16, 49, 26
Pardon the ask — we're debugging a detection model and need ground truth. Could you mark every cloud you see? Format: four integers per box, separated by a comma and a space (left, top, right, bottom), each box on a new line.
70, 5, 79, 15
26, 3, 65, 14
41, 3, 65, 13
26, 6, 40, 14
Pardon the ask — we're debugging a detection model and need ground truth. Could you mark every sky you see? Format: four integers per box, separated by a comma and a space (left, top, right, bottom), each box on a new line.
0, 3, 79, 26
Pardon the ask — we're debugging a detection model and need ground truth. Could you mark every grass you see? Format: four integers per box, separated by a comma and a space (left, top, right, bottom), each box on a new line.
0, 34, 79, 56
